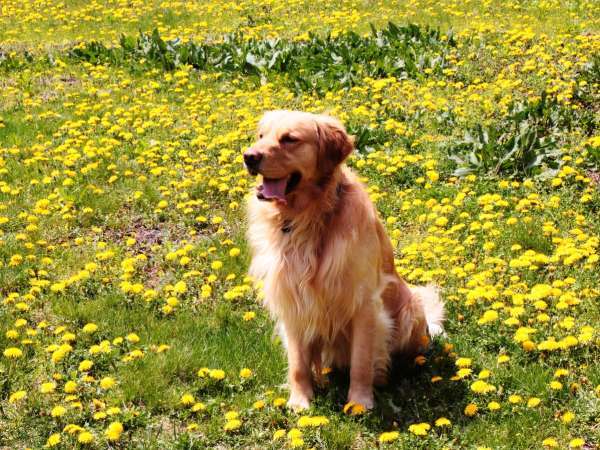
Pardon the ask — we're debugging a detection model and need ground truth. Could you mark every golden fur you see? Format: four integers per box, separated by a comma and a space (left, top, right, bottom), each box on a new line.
245, 110, 444, 410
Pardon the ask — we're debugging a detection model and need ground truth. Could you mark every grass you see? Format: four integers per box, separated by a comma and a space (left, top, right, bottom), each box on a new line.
0, 0, 599, 449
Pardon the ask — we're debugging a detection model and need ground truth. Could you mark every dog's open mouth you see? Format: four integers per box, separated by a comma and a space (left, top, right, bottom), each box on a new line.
257, 172, 301, 203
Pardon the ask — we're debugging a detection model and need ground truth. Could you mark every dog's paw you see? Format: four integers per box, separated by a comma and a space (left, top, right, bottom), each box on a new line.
287, 392, 311, 411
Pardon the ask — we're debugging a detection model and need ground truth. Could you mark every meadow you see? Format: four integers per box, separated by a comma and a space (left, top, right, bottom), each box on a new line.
0, 0, 599, 448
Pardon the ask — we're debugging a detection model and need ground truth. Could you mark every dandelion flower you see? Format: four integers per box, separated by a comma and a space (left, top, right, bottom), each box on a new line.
290, 437, 304, 447
192, 402, 206, 412
78, 431, 94, 444
224, 419, 241, 431
408, 423, 430, 436
435, 417, 451, 427
224, 411, 239, 421
9, 390, 27, 403
298, 416, 329, 427
273, 429, 286, 440
569, 438, 585, 448
554, 369, 569, 378
549, 381, 563, 390
478, 370, 491, 379
464, 403, 478, 416
542, 437, 558, 447
456, 368, 473, 378
508, 394, 523, 404
78, 360, 93, 371
100, 377, 116, 390
487, 401, 501, 411
126, 333, 140, 343
40, 382, 56, 394
343, 401, 366, 415
455, 357, 472, 368
64, 381, 77, 393
242, 311, 256, 321
82, 323, 98, 333
273, 397, 286, 407
288, 428, 303, 439
471, 380, 496, 394
561, 411, 575, 423
45, 433, 61, 447
379, 431, 400, 443
4, 347, 23, 358
51, 405, 67, 417
209, 369, 225, 380
497, 355, 510, 364
105, 422, 124, 441
180, 394, 195, 405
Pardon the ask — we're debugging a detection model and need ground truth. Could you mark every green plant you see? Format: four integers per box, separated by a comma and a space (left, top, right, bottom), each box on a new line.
572, 54, 600, 137
69, 23, 456, 94
448, 92, 568, 179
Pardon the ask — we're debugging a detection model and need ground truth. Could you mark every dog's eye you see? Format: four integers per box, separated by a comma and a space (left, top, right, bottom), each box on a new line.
258, 133, 263, 139
280, 134, 299, 144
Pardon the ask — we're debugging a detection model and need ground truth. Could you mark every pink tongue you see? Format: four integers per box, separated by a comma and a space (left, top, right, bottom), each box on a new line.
261, 177, 288, 201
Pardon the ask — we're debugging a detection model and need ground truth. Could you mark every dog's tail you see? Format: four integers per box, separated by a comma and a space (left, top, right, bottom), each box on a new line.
412, 284, 445, 337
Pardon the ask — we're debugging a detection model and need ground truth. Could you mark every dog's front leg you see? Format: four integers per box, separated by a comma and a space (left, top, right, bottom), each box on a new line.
286, 330, 313, 411
347, 302, 375, 410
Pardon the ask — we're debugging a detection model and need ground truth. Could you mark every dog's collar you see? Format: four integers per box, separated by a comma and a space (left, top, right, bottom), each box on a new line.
281, 220, 292, 234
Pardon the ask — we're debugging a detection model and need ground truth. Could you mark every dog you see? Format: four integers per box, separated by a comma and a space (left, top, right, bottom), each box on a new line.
244, 110, 444, 411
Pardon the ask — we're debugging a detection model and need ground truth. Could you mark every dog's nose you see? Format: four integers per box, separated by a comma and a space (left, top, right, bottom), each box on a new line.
243, 151, 263, 172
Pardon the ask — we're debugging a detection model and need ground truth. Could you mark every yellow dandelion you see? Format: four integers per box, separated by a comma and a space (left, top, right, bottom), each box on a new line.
243, 311, 256, 321
464, 403, 478, 416
77, 431, 94, 444
542, 437, 559, 447
192, 402, 206, 412
45, 433, 61, 447
408, 423, 430, 436
100, 377, 116, 390
105, 422, 124, 441
3, 347, 23, 359
224, 419, 242, 431
379, 431, 400, 443
209, 369, 225, 380
487, 401, 501, 411
273, 429, 286, 440
51, 405, 67, 417
569, 438, 585, 448
239, 368, 252, 378
40, 382, 56, 394
435, 417, 451, 427
343, 401, 366, 415
180, 393, 195, 405
9, 390, 27, 403
273, 397, 286, 407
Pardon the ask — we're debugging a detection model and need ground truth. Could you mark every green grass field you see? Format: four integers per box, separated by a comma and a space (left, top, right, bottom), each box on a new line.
1, 1, 599, 448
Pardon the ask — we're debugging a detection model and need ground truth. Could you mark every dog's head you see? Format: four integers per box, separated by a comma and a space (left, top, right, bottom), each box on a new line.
243, 110, 353, 204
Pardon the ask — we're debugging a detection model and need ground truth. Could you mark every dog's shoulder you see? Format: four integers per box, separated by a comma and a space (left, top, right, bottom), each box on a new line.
333, 167, 380, 229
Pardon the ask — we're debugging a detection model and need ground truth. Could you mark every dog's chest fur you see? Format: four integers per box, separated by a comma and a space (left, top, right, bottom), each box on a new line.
247, 193, 382, 344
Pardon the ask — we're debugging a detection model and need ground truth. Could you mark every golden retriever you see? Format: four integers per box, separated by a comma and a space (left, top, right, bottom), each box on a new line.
245, 110, 444, 411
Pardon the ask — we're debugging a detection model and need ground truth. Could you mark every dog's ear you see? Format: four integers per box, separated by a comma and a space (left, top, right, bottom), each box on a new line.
315, 116, 354, 180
